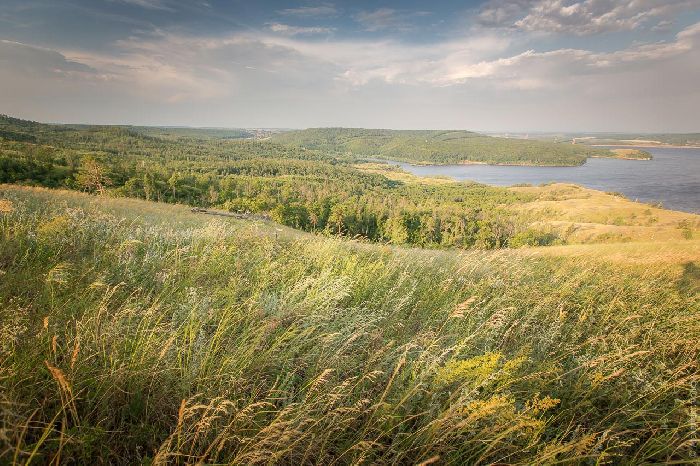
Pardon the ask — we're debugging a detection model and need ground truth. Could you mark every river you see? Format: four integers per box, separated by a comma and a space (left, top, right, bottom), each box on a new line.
391, 146, 700, 214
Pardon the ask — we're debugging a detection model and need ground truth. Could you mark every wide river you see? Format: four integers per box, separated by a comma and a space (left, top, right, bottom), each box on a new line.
392, 146, 700, 214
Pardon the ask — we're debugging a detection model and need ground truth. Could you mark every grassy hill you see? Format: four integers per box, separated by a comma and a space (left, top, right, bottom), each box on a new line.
2, 116, 699, 463
270, 128, 614, 166
1, 185, 698, 464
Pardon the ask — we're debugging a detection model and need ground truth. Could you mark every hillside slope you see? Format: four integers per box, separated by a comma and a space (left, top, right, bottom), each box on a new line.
0, 114, 253, 143
356, 163, 700, 245
270, 128, 613, 166
1, 186, 698, 464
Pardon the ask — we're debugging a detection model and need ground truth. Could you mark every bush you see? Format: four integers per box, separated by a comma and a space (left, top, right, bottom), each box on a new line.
509, 229, 561, 247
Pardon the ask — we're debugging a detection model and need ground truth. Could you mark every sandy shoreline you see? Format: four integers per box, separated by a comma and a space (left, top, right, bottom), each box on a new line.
589, 156, 651, 161
403, 160, 581, 167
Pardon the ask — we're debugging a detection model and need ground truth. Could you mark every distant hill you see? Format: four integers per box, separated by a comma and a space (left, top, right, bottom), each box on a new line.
568, 133, 700, 147
0, 115, 253, 143
133, 126, 254, 140
270, 128, 613, 166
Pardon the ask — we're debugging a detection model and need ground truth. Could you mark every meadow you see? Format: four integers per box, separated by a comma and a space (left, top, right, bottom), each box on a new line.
1, 185, 698, 464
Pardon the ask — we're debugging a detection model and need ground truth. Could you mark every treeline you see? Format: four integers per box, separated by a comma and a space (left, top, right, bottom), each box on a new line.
0, 115, 559, 248
572, 133, 700, 146
270, 127, 612, 166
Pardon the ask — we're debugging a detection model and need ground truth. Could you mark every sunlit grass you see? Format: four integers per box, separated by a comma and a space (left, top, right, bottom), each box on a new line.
0, 186, 698, 464
510, 183, 700, 244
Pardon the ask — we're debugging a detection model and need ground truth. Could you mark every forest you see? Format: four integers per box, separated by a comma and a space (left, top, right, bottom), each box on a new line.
0, 115, 559, 249
269, 127, 613, 165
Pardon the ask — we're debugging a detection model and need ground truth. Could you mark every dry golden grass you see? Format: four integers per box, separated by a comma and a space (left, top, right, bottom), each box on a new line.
509, 183, 700, 244
353, 162, 456, 185
0, 199, 13, 213
0, 184, 302, 240
521, 239, 700, 266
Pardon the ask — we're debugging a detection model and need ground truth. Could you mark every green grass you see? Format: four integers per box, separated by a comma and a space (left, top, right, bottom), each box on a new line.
1, 186, 698, 464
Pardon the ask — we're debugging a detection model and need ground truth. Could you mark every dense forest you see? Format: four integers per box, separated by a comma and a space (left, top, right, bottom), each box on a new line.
270, 127, 613, 165
0, 115, 559, 249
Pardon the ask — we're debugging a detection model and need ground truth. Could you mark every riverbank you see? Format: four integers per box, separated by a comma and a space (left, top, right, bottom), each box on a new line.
354, 163, 700, 245
371, 146, 700, 214
369, 157, 584, 168
591, 144, 700, 149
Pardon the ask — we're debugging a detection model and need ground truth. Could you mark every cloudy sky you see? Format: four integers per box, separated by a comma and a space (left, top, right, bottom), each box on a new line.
1, 0, 699, 131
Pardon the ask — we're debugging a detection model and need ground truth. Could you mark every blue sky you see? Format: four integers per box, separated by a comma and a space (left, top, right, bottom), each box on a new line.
1, 0, 699, 131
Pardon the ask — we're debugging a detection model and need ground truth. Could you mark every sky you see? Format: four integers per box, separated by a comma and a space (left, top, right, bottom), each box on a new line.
1, 0, 699, 132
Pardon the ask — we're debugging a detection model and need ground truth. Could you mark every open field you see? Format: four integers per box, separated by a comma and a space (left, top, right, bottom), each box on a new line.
353, 162, 457, 185
509, 183, 700, 244
1, 185, 698, 464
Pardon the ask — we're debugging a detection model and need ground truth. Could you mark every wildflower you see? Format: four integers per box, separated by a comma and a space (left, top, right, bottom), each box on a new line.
435, 352, 502, 388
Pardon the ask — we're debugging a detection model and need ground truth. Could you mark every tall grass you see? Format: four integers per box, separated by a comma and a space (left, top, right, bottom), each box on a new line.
0, 186, 698, 464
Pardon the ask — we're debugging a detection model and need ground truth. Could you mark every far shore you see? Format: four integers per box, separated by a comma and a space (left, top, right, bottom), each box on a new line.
589, 155, 650, 161
590, 144, 700, 149
391, 159, 583, 168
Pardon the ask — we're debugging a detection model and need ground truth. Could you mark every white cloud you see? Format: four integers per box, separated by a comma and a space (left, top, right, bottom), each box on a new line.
651, 20, 674, 33
253, 19, 700, 89
277, 3, 337, 17
477, 0, 533, 27
442, 20, 700, 87
259, 33, 511, 86
0, 40, 97, 76
46, 18, 700, 98
354, 8, 431, 32
1, 16, 698, 130
478, 0, 700, 35
116, 0, 175, 12
355, 8, 402, 31
268, 23, 334, 35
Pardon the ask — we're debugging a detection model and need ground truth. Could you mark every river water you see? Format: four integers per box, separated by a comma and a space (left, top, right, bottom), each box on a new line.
392, 147, 700, 213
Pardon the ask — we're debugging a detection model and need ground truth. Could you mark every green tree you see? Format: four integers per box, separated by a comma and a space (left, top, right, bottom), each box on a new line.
76, 156, 111, 194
